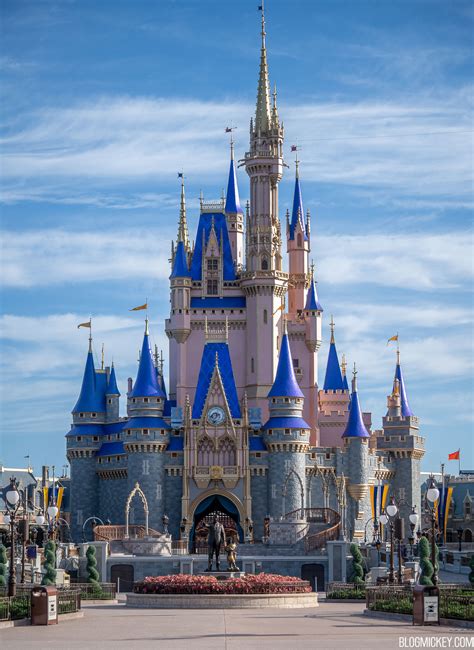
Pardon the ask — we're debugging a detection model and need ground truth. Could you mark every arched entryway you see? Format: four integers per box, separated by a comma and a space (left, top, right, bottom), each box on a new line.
190, 494, 244, 553
110, 564, 134, 593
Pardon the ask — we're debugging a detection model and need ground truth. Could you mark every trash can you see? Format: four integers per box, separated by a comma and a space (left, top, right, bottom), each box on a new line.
413, 585, 440, 626
31, 586, 59, 625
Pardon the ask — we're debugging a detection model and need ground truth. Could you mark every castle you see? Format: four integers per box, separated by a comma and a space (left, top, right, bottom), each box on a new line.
66, 9, 425, 551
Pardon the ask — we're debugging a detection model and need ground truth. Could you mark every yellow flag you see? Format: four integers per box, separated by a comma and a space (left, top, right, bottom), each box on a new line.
386, 334, 398, 345
272, 304, 284, 316
56, 487, 64, 519
77, 321, 91, 329
130, 303, 148, 311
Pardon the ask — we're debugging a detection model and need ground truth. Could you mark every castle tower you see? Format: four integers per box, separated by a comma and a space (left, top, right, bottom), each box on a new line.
167, 179, 192, 401
377, 350, 424, 533
287, 161, 310, 316
67, 335, 105, 540
241, 6, 288, 415
124, 320, 170, 531
224, 139, 244, 270
263, 325, 310, 519
303, 264, 323, 444
343, 365, 371, 541
105, 363, 120, 421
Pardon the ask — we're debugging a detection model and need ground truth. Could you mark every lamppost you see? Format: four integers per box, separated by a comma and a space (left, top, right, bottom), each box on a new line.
426, 474, 440, 586
457, 528, 463, 553
4, 477, 22, 597
379, 496, 398, 585
162, 514, 169, 536
408, 506, 419, 560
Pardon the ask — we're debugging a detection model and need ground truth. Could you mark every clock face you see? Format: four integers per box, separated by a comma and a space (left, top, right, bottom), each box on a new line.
207, 406, 226, 426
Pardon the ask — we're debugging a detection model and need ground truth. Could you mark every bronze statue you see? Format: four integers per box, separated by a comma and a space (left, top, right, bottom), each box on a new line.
206, 515, 225, 571
225, 537, 239, 571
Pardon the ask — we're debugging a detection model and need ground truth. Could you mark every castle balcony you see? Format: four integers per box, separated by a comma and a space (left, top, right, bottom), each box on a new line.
200, 198, 225, 213
193, 465, 239, 489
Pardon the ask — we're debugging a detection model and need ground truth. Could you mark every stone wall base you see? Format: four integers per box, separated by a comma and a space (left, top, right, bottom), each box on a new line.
126, 592, 318, 609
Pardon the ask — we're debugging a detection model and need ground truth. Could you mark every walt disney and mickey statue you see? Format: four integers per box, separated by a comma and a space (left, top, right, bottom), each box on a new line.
205, 515, 239, 572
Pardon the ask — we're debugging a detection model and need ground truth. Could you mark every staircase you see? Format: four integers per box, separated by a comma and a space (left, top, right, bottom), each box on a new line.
281, 508, 341, 552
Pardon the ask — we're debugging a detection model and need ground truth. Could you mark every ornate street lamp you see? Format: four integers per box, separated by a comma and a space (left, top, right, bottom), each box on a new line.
457, 527, 463, 552
426, 474, 440, 585
162, 514, 169, 535
5, 477, 22, 597
408, 506, 419, 560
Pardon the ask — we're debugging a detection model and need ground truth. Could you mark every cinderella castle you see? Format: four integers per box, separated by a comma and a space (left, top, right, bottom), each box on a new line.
66, 9, 425, 552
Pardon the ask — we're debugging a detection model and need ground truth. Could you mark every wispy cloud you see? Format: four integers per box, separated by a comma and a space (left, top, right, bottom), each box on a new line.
1, 228, 471, 291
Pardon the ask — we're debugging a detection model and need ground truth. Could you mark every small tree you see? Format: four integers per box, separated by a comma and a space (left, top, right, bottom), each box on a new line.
469, 555, 474, 586
349, 543, 365, 585
42, 540, 57, 586
0, 545, 7, 587
418, 536, 434, 586
86, 545, 100, 585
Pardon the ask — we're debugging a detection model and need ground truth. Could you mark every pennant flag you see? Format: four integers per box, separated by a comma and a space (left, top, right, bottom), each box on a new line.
177, 172, 183, 178
272, 304, 284, 316
225, 127, 233, 133
258, 5, 263, 10
129, 303, 148, 311
291, 145, 297, 152
77, 321, 91, 329
387, 334, 398, 345
370, 485, 378, 520
448, 449, 460, 460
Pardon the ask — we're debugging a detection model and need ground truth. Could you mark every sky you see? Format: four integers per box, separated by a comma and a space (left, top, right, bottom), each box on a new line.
0, 0, 473, 476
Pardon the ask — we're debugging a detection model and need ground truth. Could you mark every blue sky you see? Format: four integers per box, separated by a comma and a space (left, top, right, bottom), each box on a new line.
1, 0, 472, 475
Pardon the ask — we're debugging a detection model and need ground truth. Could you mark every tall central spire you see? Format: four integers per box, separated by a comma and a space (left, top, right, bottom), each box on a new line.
255, 3, 271, 133
177, 174, 190, 252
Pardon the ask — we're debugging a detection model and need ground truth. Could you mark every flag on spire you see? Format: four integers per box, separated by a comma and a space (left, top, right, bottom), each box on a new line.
130, 303, 148, 311
448, 449, 460, 460
387, 334, 398, 345
77, 321, 91, 329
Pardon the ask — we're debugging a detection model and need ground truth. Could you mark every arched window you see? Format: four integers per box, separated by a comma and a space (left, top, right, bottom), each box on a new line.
197, 437, 214, 466
465, 529, 473, 542
263, 309, 268, 324
297, 233, 302, 247
251, 357, 255, 373
218, 437, 236, 466
261, 258, 268, 270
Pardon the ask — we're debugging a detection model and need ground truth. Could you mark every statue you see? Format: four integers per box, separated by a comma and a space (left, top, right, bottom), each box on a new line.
206, 515, 225, 571
225, 537, 239, 571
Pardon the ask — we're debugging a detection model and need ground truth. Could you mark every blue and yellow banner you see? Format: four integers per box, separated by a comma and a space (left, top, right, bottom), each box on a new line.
370, 484, 390, 520
436, 486, 453, 540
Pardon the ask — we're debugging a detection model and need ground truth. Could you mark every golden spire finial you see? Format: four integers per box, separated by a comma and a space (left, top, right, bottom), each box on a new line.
88, 317, 93, 353
341, 353, 347, 377
177, 172, 190, 250
330, 314, 335, 344
255, 0, 271, 132
310, 260, 315, 279
145, 316, 149, 336
154, 344, 159, 368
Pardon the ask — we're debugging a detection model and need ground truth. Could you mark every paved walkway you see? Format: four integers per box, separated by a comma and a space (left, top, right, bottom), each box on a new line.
1, 600, 471, 650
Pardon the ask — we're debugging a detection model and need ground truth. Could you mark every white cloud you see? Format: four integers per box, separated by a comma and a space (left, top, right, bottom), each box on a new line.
1, 92, 471, 201
1, 227, 471, 291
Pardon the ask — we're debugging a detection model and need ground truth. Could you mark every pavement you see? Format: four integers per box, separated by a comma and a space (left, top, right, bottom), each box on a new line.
1, 599, 472, 650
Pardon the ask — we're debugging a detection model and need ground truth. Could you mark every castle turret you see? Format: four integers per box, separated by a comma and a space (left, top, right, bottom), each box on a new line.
225, 139, 244, 269
124, 320, 170, 531
263, 325, 310, 519
377, 349, 424, 533
343, 365, 370, 540
287, 161, 310, 316
304, 263, 323, 352
105, 363, 120, 421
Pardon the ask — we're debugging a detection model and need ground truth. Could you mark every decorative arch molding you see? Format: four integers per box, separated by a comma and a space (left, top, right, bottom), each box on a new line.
282, 468, 305, 517
125, 482, 149, 538
188, 488, 246, 525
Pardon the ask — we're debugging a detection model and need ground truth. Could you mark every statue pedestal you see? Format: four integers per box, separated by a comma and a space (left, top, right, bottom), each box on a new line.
197, 571, 245, 580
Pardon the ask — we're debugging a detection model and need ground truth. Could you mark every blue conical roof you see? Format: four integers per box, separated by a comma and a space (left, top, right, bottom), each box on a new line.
323, 338, 344, 390
170, 240, 190, 278
106, 364, 120, 396
395, 357, 413, 417
305, 277, 323, 311
224, 150, 243, 215
268, 333, 304, 398
192, 342, 241, 418
73, 350, 106, 413
130, 330, 165, 398
342, 373, 349, 391
342, 377, 370, 438
289, 174, 308, 241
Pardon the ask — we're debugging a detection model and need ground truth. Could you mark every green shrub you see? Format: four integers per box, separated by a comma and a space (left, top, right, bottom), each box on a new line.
418, 537, 434, 586
0, 545, 7, 588
469, 556, 474, 586
86, 545, 100, 585
349, 543, 365, 585
42, 540, 57, 586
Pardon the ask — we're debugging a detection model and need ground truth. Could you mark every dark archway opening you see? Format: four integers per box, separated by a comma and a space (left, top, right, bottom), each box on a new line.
301, 563, 325, 591
190, 494, 244, 553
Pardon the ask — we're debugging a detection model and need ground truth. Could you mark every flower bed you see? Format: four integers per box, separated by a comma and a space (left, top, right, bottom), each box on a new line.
134, 573, 311, 595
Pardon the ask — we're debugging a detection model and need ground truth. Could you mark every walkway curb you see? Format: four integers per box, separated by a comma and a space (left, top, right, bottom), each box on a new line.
363, 609, 474, 629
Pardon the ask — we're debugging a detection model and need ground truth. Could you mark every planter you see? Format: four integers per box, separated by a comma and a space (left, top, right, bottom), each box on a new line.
126, 592, 318, 609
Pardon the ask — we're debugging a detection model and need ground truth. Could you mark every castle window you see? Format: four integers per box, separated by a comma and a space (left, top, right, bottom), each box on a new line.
293, 358, 299, 368
142, 460, 150, 475
207, 259, 218, 271
271, 484, 277, 499
263, 309, 268, 324
143, 429, 149, 435
285, 429, 290, 435
91, 413, 97, 418
255, 452, 261, 458
268, 430, 273, 435
144, 397, 149, 403
465, 501, 471, 516
251, 357, 255, 373
207, 279, 218, 295
261, 258, 268, 270
116, 456, 120, 462
98, 458, 102, 464
171, 452, 178, 458
326, 453, 331, 459
108, 399, 112, 405
297, 233, 302, 247
197, 437, 214, 466
156, 484, 162, 501
93, 436, 99, 442
218, 437, 236, 466
79, 413, 84, 418
132, 398, 136, 403
76, 436, 82, 442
